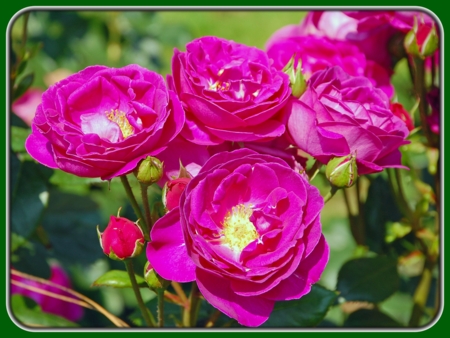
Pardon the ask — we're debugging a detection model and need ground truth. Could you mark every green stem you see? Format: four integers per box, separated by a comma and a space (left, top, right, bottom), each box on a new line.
343, 188, 364, 246
139, 183, 153, 238
306, 160, 322, 181
157, 289, 164, 327
182, 282, 201, 327
323, 185, 339, 203
124, 260, 155, 327
120, 175, 148, 238
409, 264, 433, 326
355, 179, 366, 246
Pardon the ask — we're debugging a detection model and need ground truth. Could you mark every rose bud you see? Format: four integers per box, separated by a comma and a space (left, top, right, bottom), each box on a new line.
162, 177, 191, 212
404, 17, 439, 58
134, 156, 164, 186
325, 153, 358, 188
97, 215, 145, 260
143, 261, 171, 292
282, 55, 307, 98
390, 102, 414, 132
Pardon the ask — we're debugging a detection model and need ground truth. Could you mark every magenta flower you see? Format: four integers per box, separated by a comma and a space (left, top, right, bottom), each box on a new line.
266, 35, 393, 97
25, 64, 185, 180
147, 149, 329, 327
163, 177, 191, 211
11, 263, 84, 322
169, 36, 291, 145
390, 102, 414, 132
286, 66, 410, 175
98, 215, 145, 260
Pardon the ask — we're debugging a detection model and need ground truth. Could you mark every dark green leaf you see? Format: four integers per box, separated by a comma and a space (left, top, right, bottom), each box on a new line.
337, 256, 400, 303
17, 59, 28, 76
262, 284, 338, 327
13, 73, 34, 101
344, 309, 402, 327
363, 175, 402, 253
129, 297, 179, 327
12, 240, 51, 279
92, 270, 147, 288
10, 112, 30, 128
11, 159, 52, 238
11, 294, 78, 327
42, 190, 104, 266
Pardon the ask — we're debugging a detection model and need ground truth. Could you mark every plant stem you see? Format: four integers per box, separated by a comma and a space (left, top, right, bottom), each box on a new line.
120, 175, 148, 238
157, 289, 165, 327
409, 264, 433, 326
124, 260, 155, 327
323, 185, 339, 203
343, 188, 364, 246
182, 282, 201, 327
139, 183, 153, 237
306, 160, 322, 181
172, 282, 189, 308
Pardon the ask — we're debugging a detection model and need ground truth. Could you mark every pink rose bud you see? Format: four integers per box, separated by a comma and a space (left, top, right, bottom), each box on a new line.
97, 215, 145, 260
162, 177, 191, 212
390, 102, 414, 131
404, 17, 439, 58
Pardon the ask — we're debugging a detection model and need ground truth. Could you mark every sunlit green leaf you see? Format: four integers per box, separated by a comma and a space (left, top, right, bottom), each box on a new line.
92, 270, 147, 288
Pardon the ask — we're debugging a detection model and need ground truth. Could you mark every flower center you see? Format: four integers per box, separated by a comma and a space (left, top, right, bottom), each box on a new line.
221, 204, 258, 254
106, 109, 134, 139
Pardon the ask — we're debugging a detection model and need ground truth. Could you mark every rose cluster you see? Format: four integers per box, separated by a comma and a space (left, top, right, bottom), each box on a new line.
22, 10, 437, 327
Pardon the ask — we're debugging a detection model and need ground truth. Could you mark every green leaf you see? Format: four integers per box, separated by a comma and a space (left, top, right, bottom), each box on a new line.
12, 240, 51, 279
11, 126, 31, 153
262, 284, 338, 327
92, 270, 147, 288
42, 190, 104, 266
13, 73, 34, 101
11, 294, 78, 327
337, 256, 400, 303
11, 158, 53, 238
344, 309, 402, 327
363, 175, 403, 253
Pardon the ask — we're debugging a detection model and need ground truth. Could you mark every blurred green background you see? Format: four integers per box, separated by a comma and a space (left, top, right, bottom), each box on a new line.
10, 10, 431, 328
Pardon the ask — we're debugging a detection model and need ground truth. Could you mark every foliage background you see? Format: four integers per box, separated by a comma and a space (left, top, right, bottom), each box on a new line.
9, 10, 441, 329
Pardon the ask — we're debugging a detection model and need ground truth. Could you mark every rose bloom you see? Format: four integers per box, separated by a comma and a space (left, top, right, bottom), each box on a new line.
169, 36, 291, 145
390, 102, 414, 131
267, 11, 436, 71
147, 149, 329, 326
266, 35, 393, 97
286, 66, 409, 175
11, 263, 83, 322
25, 64, 184, 180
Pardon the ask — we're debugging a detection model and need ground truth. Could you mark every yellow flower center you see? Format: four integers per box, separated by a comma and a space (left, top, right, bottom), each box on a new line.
106, 109, 134, 139
221, 204, 258, 254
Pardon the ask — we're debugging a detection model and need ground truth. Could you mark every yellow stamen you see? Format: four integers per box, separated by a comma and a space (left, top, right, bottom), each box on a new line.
221, 204, 258, 254
106, 109, 134, 139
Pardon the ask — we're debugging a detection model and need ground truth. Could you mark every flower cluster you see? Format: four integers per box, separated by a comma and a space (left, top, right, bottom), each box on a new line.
21, 10, 439, 328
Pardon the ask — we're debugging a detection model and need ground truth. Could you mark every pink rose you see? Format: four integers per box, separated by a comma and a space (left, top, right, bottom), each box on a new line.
266, 35, 393, 97
25, 64, 185, 180
98, 215, 145, 260
11, 263, 84, 322
169, 36, 291, 145
11, 88, 43, 126
390, 102, 414, 132
286, 66, 409, 175
147, 149, 329, 326
163, 177, 191, 211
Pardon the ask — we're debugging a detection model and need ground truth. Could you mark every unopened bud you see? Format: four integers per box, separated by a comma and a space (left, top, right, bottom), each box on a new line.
134, 156, 163, 186
282, 55, 307, 98
325, 153, 358, 188
143, 261, 171, 292
404, 16, 439, 58
97, 212, 145, 260
162, 177, 191, 212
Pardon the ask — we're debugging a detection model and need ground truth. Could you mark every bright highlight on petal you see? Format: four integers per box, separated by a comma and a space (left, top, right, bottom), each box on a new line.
221, 204, 258, 254
106, 109, 134, 139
